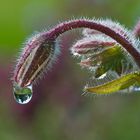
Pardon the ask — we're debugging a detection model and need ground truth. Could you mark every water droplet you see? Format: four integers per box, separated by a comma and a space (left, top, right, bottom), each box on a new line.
128, 86, 140, 93
132, 86, 140, 92
13, 83, 33, 104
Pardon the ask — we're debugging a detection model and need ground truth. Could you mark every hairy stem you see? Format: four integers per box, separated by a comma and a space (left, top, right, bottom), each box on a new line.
45, 19, 140, 67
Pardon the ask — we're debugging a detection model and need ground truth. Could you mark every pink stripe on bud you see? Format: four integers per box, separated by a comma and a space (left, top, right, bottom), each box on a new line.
71, 36, 116, 56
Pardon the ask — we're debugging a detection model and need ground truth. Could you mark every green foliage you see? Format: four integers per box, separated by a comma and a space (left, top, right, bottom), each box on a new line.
85, 71, 140, 94
89, 45, 132, 77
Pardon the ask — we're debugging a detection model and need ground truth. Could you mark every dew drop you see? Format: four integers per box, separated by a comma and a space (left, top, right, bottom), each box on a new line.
128, 86, 140, 93
132, 86, 140, 92
13, 83, 33, 104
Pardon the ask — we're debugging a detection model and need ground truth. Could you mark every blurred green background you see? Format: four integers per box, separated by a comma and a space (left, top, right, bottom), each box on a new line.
1, 0, 140, 139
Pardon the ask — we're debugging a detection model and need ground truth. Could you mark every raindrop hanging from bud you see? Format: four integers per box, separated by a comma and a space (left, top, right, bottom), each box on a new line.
13, 83, 33, 104
13, 32, 60, 104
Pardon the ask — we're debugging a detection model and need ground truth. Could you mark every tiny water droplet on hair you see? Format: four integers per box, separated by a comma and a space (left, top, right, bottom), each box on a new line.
13, 83, 33, 104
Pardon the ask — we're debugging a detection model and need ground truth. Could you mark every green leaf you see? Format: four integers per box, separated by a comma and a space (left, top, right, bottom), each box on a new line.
81, 45, 133, 77
85, 71, 140, 94
95, 46, 132, 76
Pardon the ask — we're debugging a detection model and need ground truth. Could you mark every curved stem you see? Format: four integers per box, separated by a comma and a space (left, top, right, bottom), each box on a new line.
45, 19, 140, 67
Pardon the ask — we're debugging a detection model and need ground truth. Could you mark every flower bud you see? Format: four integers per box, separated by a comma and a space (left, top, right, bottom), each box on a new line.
13, 33, 60, 87
71, 35, 116, 56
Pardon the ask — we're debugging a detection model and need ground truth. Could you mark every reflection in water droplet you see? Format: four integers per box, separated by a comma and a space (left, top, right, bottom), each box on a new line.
128, 86, 140, 93
14, 94, 32, 104
133, 86, 140, 92
13, 83, 33, 104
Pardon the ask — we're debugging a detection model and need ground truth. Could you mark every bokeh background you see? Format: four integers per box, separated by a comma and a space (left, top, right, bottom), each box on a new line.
1, 0, 140, 139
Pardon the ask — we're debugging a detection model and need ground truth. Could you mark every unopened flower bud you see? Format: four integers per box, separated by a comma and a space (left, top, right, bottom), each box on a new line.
13, 33, 60, 88
71, 36, 116, 56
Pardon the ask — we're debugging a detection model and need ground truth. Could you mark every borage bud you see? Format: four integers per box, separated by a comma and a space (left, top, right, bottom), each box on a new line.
71, 36, 116, 56
13, 33, 59, 104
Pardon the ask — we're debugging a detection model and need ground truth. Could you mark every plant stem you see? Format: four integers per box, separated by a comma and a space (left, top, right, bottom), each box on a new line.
45, 19, 140, 67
